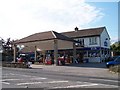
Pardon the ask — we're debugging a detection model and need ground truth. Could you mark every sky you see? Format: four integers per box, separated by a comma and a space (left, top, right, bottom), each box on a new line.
0, 0, 119, 44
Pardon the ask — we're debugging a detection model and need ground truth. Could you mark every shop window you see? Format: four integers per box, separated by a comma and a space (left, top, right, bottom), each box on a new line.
88, 51, 100, 57
89, 37, 97, 45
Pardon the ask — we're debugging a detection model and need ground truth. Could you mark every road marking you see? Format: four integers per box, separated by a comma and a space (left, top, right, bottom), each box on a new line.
77, 81, 118, 88
46, 81, 69, 83
101, 84, 118, 87
30, 77, 47, 80
2, 82, 10, 85
53, 83, 99, 88
17, 80, 69, 86
76, 81, 91, 83
90, 78, 118, 83
17, 82, 42, 85
1, 77, 47, 82
2, 79, 20, 81
77, 81, 118, 87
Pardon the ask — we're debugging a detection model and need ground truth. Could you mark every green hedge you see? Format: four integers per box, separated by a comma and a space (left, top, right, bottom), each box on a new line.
109, 65, 120, 73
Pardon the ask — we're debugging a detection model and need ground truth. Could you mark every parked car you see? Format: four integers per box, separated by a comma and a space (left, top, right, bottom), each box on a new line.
105, 56, 119, 62
30, 57, 35, 64
106, 56, 120, 68
17, 54, 29, 63
111, 56, 119, 61
58, 56, 65, 65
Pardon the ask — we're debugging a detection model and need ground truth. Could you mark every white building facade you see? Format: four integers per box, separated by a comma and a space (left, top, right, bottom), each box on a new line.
63, 27, 110, 63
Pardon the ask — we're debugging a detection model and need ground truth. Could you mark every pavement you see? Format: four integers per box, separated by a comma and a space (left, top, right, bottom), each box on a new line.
31, 63, 118, 79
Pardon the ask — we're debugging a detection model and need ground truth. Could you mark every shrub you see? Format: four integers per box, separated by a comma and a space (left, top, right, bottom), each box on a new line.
109, 65, 120, 73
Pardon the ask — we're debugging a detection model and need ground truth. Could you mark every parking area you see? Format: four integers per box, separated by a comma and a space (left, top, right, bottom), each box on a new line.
31, 63, 118, 79
2, 64, 119, 89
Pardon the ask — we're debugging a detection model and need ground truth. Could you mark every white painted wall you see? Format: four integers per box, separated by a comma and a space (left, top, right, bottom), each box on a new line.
84, 37, 100, 47
75, 37, 100, 47
100, 29, 110, 48
75, 29, 110, 49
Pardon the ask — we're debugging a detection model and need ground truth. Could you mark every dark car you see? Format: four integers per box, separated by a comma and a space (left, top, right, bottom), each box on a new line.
111, 56, 119, 61
17, 54, 29, 63
106, 56, 120, 68
30, 57, 35, 64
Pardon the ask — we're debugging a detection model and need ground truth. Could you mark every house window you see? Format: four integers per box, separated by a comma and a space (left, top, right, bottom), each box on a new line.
75, 38, 84, 47
89, 37, 97, 45
80, 39, 84, 46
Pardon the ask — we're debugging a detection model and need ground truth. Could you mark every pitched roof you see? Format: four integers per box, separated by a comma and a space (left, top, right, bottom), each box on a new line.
62, 27, 105, 38
15, 31, 74, 44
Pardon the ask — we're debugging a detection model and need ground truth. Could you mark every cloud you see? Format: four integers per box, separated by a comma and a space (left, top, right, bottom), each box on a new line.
86, 0, 119, 2
0, 0, 104, 40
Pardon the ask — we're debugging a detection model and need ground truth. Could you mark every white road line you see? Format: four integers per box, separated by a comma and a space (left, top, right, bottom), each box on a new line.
77, 81, 118, 88
1, 77, 47, 82
76, 81, 91, 84
16, 80, 69, 86
98, 83, 119, 87
17, 82, 42, 85
2, 82, 10, 85
30, 77, 47, 80
90, 78, 118, 83
2, 79, 20, 81
53, 84, 99, 89
46, 81, 69, 83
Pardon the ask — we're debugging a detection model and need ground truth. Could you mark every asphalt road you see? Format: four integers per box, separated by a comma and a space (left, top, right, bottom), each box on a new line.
1, 64, 119, 89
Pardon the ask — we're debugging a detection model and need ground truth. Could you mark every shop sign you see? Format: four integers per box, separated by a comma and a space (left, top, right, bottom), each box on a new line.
91, 47, 97, 50
104, 41, 108, 46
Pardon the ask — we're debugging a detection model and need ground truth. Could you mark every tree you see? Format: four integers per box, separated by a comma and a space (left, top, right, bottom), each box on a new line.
110, 44, 117, 51
110, 41, 120, 56
2, 38, 16, 62
117, 42, 120, 52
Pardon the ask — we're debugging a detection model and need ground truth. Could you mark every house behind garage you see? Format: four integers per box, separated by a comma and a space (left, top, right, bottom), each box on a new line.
62, 26, 110, 62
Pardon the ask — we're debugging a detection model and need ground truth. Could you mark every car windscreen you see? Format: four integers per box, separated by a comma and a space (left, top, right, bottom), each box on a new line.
114, 57, 120, 62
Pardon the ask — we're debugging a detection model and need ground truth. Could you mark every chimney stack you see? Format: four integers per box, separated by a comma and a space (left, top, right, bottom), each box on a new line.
75, 27, 78, 32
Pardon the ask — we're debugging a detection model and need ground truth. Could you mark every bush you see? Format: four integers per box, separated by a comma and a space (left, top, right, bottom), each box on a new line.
109, 65, 120, 73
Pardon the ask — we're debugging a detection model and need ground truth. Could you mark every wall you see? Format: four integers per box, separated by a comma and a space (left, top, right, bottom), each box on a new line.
84, 36, 100, 47
75, 37, 100, 48
100, 29, 110, 48
75, 29, 110, 49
